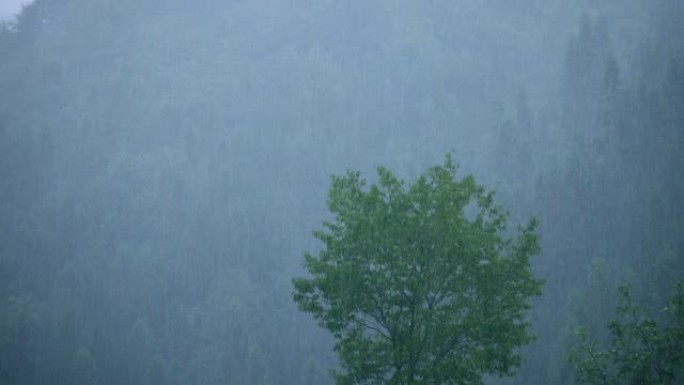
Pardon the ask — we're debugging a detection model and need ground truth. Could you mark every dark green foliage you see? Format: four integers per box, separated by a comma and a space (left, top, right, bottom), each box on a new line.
293, 156, 543, 385
569, 284, 684, 385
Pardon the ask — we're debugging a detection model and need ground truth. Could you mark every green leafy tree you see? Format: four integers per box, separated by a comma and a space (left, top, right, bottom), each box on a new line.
569, 284, 684, 385
292, 155, 543, 385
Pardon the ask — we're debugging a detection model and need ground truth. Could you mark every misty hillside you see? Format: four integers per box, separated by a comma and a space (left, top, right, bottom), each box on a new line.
0, 0, 682, 384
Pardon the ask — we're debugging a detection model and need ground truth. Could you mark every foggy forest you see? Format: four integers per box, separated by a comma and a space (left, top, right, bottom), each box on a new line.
0, 0, 683, 384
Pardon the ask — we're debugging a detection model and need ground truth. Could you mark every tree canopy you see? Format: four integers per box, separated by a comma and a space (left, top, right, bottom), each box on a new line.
569, 284, 684, 385
292, 156, 543, 385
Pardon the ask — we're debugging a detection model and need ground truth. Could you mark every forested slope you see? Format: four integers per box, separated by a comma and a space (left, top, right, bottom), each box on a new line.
0, 0, 682, 384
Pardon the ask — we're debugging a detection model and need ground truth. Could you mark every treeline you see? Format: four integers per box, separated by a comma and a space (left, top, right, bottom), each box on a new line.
519, 3, 684, 382
0, 0, 682, 384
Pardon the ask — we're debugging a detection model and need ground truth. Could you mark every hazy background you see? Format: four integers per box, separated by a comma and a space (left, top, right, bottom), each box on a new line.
0, 0, 682, 384
0, 0, 29, 21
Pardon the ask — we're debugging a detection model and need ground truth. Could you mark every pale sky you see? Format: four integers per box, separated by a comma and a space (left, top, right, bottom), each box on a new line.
0, 0, 32, 22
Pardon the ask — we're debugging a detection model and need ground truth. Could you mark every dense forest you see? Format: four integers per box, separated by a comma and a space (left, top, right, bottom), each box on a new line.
0, 0, 682, 384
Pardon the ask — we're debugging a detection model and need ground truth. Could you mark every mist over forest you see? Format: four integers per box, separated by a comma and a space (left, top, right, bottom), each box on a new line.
0, 0, 682, 384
